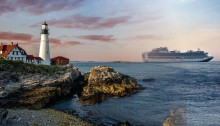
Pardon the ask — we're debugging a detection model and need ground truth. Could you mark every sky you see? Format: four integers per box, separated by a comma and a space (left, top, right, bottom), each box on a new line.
0, 0, 220, 61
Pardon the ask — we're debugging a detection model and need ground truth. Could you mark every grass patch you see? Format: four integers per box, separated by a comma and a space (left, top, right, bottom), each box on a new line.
0, 58, 66, 75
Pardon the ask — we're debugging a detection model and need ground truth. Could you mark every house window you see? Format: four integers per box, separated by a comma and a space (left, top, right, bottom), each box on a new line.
18, 57, 20, 60
11, 57, 13, 60
16, 51, 18, 55
12, 51, 14, 55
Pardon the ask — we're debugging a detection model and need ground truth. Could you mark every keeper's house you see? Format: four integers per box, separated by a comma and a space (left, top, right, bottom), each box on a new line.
0, 42, 43, 64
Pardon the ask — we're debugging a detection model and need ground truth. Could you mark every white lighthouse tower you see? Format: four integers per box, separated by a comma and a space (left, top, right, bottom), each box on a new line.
39, 21, 51, 65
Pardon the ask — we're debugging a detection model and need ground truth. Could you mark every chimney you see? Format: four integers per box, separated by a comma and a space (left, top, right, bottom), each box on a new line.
11, 42, 13, 45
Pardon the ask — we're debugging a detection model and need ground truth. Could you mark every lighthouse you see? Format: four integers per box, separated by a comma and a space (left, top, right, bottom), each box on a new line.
39, 21, 50, 65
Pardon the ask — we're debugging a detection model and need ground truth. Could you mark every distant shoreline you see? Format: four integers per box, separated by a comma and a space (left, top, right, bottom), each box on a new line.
70, 61, 220, 63
70, 61, 141, 63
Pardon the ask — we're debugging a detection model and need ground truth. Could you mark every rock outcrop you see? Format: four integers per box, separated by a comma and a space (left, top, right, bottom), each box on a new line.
0, 60, 142, 108
0, 60, 83, 109
80, 66, 142, 104
0, 109, 8, 126
163, 108, 187, 126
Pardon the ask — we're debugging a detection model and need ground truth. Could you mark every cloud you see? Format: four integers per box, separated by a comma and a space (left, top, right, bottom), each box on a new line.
0, 1, 16, 15
49, 38, 62, 45
0, 0, 84, 15
63, 41, 83, 46
0, 36, 74, 48
31, 14, 131, 29
0, 31, 33, 41
76, 35, 115, 42
129, 35, 165, 40
49, 38, 83, 46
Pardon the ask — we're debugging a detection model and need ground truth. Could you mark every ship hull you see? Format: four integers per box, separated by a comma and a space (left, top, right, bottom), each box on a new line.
143, 56, 213, 63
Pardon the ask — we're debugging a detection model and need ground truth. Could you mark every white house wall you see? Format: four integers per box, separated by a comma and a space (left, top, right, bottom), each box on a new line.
5, 46, 42, 65
6, 47, 27, 62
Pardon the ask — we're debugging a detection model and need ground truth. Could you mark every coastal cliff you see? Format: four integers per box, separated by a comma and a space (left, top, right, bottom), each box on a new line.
0, 59, 142, 108
80, 66, 142, 104
0, 60, 142, 125
0, 59, 83, 109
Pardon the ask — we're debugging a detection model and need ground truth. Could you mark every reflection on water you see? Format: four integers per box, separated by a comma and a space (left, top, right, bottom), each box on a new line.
53, 62, 220, 126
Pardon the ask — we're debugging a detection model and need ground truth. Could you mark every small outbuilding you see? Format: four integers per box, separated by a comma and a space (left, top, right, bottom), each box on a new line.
51, 56, 69, 65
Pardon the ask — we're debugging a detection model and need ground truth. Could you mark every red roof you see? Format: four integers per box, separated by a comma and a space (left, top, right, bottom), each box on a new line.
26, 55, 34, 59
35, 57, 43, 60
0, 44, 16, 58
0, 43, 27, 58
51, 56, 69, 60
27, 55, 43, 61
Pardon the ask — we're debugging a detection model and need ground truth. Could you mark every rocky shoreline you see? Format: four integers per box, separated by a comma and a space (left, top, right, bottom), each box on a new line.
6, 108, 96, 126
0, 59, 85, 109
0, 59, 141, 125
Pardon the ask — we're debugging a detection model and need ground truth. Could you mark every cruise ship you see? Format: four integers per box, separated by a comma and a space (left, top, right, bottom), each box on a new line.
142, 47, 214, 62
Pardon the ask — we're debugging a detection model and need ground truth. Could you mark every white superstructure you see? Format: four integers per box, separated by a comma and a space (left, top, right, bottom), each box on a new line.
39, 21, 51, 65
142, 47, 214, 62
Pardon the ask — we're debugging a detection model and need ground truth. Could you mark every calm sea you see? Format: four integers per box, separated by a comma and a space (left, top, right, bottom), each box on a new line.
53, 62, 220, 126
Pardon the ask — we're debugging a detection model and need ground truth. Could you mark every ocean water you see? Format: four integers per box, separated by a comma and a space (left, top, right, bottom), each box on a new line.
53, 62, 220, 126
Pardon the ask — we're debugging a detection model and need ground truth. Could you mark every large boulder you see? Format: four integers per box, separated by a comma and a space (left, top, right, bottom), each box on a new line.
163, 108, 187, 126
80, 66, 142, 104
0, 60, 84, 109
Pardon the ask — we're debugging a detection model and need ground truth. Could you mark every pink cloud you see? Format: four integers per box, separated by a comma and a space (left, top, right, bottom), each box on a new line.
0, 2, 15, 15
31, 14, 130, 29
63, 41, 83, 46
76, 35, 115, 42
49, 38, 83, 47
0, 31, 33, 41
0, 0, 84, 15
0, 33, 83, 47
130, 35, 165, 40
49, 38, 62, 45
